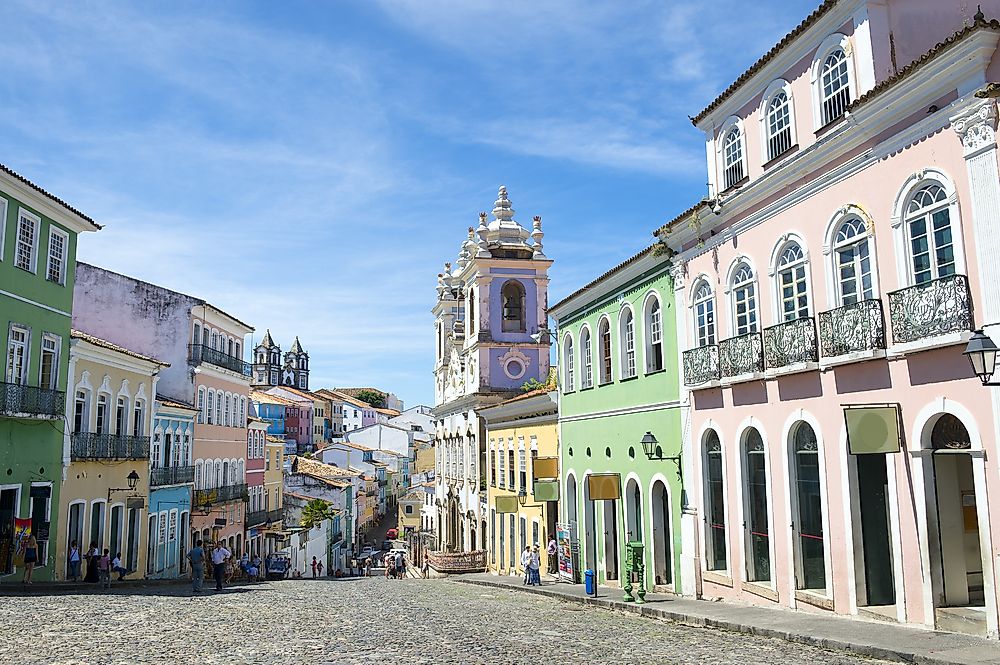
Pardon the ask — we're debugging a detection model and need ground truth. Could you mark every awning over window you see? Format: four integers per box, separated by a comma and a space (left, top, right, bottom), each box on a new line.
844, 404, 901, 455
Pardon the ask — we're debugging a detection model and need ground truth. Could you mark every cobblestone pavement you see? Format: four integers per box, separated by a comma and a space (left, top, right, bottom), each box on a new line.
0, 578, 895, 665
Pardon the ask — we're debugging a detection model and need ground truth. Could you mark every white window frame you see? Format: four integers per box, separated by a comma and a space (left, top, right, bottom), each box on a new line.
6, 324, 30, 385
768, 234, 813, 323
758, 79, 796, 164
597, 315, 613, 385
38, 333, 61, 390
0, 197, 8, 261
889, 169, 966, 289
579, 325, 593, 389
618, 305, 637, 379
562, 333, 575, 392
689, 278, 716, 348
14, 208, 40, 274
718, 117, 747, 191
46, 226, 69, 285
810, 34, 857, 131
824, 205, 881, 307
725, 259, 759, 336
643, 291, 664, 373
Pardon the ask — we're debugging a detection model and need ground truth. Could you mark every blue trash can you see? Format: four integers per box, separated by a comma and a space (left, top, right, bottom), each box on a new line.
584, 569, 595, 596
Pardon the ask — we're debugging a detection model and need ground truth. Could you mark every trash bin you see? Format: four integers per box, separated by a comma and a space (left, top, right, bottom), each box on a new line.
584, 569, 595, 596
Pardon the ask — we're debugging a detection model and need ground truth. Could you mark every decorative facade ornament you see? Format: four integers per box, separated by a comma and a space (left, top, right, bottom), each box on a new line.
952, 100, 998, 158
476, 212, 491, 258
499, 348, 530, 380
669, 260, 687, 291
531, 216, 545, 258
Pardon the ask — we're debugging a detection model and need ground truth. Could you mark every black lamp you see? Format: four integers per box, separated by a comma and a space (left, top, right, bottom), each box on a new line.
964, 329, 999, 385
126, 470, 140, 490
640, 432, 663, 460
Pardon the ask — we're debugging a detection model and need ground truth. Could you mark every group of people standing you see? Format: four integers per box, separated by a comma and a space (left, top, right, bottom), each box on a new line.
186, 539, 232, 593
384, 551, 406, 579
520, 545, 542, 586
65, 540, 128, 588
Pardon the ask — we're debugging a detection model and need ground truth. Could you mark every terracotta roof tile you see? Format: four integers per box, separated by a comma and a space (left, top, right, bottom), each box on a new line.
0, 162, 102, 230
156, 397, 197, 411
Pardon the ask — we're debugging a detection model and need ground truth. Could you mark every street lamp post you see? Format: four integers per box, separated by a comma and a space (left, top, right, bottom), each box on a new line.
639, 432, 687, 509
964, 328, 1000, 385
107, 469, 141, 505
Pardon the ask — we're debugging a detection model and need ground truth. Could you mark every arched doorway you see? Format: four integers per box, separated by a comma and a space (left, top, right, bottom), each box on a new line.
603, 499, 619, 581
651, 480, 672, 586
625, 478, 642, 542
789, 422, 826, 593
742, 427, 771, 584
583, 476, 597, 573
929, 414, 984, 609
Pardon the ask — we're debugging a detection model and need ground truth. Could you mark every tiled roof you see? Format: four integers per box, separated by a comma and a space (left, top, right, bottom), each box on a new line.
691, 0, 839, 124
316, 389, 371, 409
334, 441, 375, 452
274, 386, 325, 403
289, 455, 358, 479
71, 329, 169, 366
550, 245, 658, 313
250, 390, 298, 406
157, 397, 197, 411
0, 162, 102, 230
266, 436, 286, 445
652, 199, 708, 237
375, 407, 401, 416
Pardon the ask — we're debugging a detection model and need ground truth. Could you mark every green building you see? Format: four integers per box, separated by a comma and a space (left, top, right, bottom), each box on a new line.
550, 246, 685, 593
0, 165, 100, 581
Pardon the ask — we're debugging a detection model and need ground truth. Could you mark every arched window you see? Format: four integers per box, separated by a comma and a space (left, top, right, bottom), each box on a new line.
224, 394, 231, 427
731, 263, 758, 335
820, 48, 851, 125
598, 318, 613, 384
620, 308, 636, 378
644, 294, 664, 373
766, 91, 792, 160
467, 288, 476, 332
776, 242, 809, 321
132, 398, 145, 436
563, 335, 575, 392
222, 461, 229, 487
692, 280, 716, 347
197, 388, 206, 425
501, 280, 526, 332
151, 429, 161, 469
704, 430, 727, 571
214, 392, 222, 426
580, 326, 593, 389
227, 338, 234, 357
791, 422, 824, 591
193, 322, 201, 346
211, 331, 218, 351
743, 427, 770, 583
906, 183, 954, 284
722, 127, 744, 189
834, 217, 873, 305
931, 414, 972, 450
206, 390, 214, 425
73, 389, 90, 433
194, 461, 203, 490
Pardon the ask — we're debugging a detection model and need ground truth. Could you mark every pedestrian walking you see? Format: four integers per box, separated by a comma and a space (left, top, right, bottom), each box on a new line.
529, 546, 541, 586
547, 536, 558, 575
364, 558, 372, 577
22, 534, 37, 584
97, 548, 112, 589
311, 556, 318, 578
111, 552, 128, 581
187, 539, 206, 593
317, 560, 324, 577
211, 541, 231, 591
395, 551, 405, 578
385, 554, 395, 579
68, 540, 81, 581
520, 546, 531, 584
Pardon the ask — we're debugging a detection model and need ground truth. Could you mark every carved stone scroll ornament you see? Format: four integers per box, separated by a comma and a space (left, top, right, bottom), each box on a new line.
953, 101, 998, 157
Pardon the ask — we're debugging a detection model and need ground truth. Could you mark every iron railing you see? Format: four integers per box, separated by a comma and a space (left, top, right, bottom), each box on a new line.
683, 344, 720, 386
150, 465, 195, 487
188, 344, 252, 376
817, 298, 885, 358
719, 331, 764, 378
246, 510, 268, 527
267, 508, 283, 524
194, 483, 248, 506
887, 274, 973, 345
0, 382, 65, 417
763, 317, 818, 369
71, 433, 150, 460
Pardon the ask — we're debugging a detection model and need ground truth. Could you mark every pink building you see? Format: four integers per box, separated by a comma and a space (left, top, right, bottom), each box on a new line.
246, 415, 269, 557
660, 1, 1000, 638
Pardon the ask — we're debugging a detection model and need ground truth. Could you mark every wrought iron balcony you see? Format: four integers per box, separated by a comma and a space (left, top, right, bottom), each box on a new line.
683, 344, 720, 386
71, 433, 150, 460
763, 317, 818, 369
817, 298, 885, 358
378, 479, 388, 488
718, 331, 764, 378
188, 344, 252, 377
887, 274, 973, 345
0, 382, 65, 418
194, 483, 248, 507
267, 508, 283, 524
246, 510, 268, 527
150, 465, 195, 487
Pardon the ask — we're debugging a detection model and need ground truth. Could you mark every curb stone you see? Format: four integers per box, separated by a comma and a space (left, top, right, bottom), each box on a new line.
452, 578, 969, 665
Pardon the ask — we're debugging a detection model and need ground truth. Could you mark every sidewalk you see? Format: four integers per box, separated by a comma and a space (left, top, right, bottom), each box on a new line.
453, 574, 1000, 665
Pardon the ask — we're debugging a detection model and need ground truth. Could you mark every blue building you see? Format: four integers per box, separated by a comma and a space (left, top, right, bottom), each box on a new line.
148, 399, 197, 579
251, 390, 290, 439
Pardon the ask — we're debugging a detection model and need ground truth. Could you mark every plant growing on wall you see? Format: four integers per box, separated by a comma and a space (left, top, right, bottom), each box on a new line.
300, 498, 333, 529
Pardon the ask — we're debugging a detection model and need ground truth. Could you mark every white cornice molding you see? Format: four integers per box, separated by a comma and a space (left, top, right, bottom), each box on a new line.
549, 252, 669, 322
71, 339, 163, 375
665, 32, 999, 269
0, 171, 100, 235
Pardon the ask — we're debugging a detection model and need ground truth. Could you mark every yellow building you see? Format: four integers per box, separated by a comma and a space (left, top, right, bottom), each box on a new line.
413, 440, 435, 477
482, 389, 559, 578
56, 331, 167, 580
397, 487, 423, 535
263, 436, 284, 556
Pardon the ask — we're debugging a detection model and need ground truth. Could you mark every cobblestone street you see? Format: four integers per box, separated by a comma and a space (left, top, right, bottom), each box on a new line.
0, 578, 894, 665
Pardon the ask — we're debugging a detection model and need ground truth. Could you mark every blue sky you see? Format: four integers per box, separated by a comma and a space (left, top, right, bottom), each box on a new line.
0, 0, 818, 406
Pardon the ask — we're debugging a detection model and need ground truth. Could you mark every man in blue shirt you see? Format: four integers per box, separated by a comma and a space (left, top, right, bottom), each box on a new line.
187, 540, 206, 593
